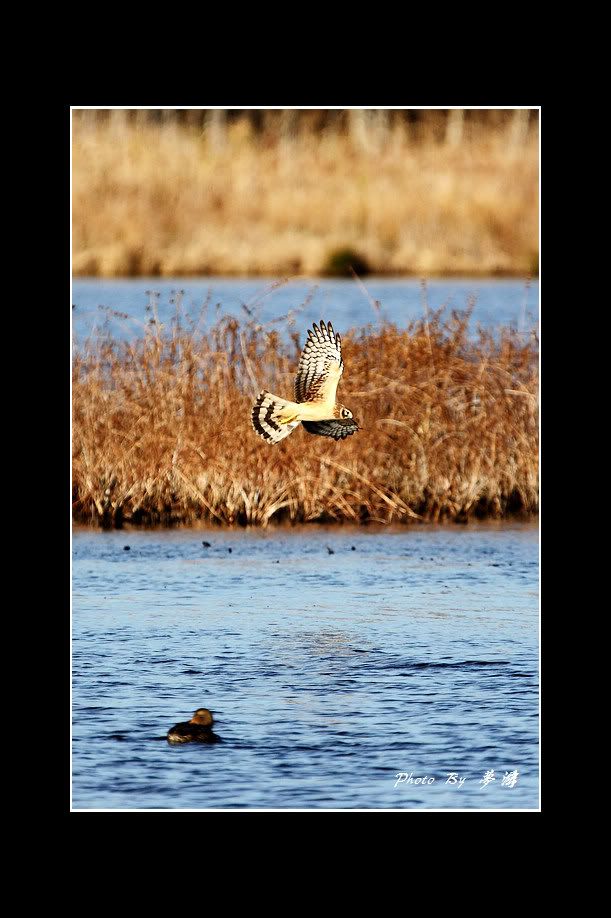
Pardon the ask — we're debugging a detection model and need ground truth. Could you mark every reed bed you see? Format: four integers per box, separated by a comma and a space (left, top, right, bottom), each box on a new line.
72, 300, 538, 527
72, 110, 538, 278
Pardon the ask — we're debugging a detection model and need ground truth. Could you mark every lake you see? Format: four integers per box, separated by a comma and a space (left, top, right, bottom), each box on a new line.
72, 521, 539, 810
71, 277, 539, 343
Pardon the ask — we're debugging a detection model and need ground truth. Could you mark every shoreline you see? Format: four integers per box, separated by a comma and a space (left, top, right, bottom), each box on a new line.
73, 269, 539, 281
72, 515, 539, 534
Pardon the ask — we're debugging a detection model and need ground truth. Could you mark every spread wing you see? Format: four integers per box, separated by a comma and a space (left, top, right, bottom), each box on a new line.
294, 320, 344, 404
302, 419, 359, 440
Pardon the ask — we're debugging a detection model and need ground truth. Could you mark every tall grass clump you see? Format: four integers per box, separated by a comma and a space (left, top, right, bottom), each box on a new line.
72, 109, 538, 278
72, 301, 538, 528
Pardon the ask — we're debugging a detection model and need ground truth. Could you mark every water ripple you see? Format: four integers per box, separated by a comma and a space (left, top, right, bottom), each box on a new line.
73, 522, 539, 809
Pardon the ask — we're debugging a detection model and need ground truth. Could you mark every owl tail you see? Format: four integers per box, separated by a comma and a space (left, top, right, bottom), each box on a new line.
251, 391, 301, 444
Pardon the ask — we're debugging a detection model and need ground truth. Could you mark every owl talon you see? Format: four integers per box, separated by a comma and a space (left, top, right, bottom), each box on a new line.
279, 415, 298, 426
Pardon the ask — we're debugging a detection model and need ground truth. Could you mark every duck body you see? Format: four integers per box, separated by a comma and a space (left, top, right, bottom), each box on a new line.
167, 723, 221, 744
167, 708, 221, 745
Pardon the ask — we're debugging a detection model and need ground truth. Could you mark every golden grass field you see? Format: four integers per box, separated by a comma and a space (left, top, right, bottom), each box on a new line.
72, 110, 539, 278
72, 302, 538, 528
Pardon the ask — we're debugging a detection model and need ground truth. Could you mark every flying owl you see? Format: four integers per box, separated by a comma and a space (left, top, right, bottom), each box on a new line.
251, 320, 360, 444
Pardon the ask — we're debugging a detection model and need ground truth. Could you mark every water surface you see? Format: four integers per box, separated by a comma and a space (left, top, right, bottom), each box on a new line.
72, 522, 539, 810
72, 277, 539, 343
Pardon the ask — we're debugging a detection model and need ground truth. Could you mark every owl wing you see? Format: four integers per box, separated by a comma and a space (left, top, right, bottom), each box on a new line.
302, 418, 359, 440
294, 320, 344, 404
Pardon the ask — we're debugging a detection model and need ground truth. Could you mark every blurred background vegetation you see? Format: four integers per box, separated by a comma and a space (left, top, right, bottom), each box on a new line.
72, 108, 538, 278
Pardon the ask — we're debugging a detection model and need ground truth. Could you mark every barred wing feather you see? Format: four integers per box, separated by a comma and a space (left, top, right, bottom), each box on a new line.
294, 320, 343, 404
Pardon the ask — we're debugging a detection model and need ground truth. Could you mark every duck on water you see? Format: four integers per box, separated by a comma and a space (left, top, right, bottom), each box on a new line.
167, 708, 221, 744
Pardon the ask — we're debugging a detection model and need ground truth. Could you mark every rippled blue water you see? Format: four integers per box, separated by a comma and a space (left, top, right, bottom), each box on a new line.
72, 277, 538, 343
72, 523, 539, 810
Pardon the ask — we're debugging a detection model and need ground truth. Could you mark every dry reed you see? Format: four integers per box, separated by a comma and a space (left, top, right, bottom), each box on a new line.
72, 302, 538, 528
72, 110, 539, 278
